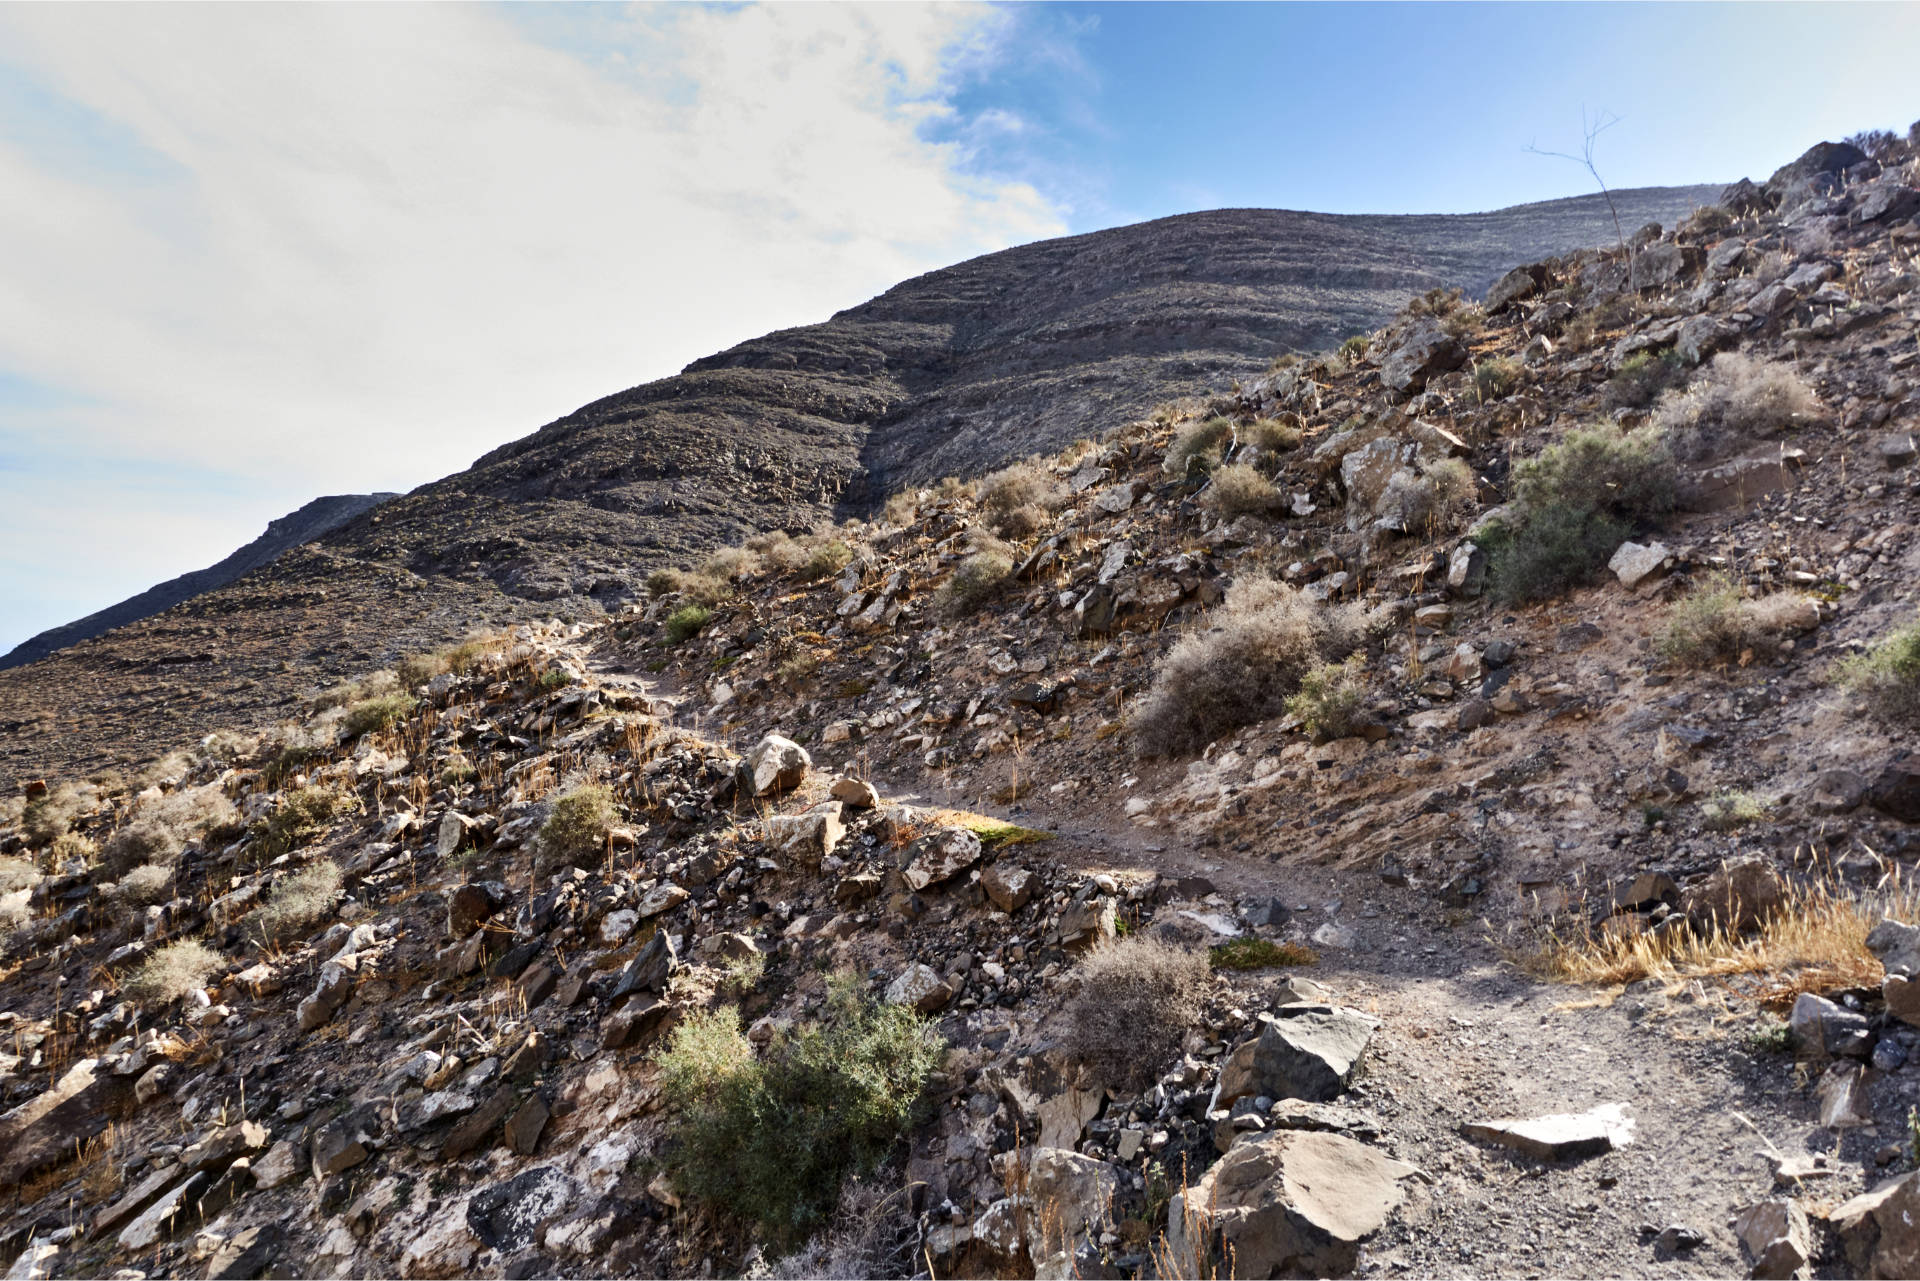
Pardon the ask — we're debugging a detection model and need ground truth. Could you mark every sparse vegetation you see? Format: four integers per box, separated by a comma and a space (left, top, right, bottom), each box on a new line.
0, 856, 40, 895
655, 981, 942, 1238
110, 863, 175, 914
1285, 657, 1370, 739
259, 785, 355, 858
1162, 417, 1235, 479
1339, 334, 1371, 362
342, 692, 417, 739
665, 604, 713, 644
702, 546, 763, 582
977, 459, 1065, 540
1835, 615, 1920, 724
1209, 937, 1318, 970
1061, 936, 1210, 1091
1604, 349, 1687, 411
1701, 789, 1770, 831
649, 568, 732, 607
1131, 575, 1365, 756
539, 784, 618, 867
1244, 417, 1302, 454
1660, 575, 1810, 666
102, 822, 184, 878
718, 951, 767, 997
938, 546, 1015, 615
1201, 463, 1283, 518
251, 860, 344, 942
1486, 424, 1675, 603
1653, 352, 1819, 460
1473, 355, 1523, 401
124, 939, 227, 1006
799, 539, 854, 582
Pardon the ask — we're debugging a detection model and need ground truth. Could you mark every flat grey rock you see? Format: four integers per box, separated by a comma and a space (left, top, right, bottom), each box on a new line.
1462, 1102, 1635, 1160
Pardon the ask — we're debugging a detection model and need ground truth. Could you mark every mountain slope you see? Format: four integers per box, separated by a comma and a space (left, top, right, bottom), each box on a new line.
1, 494, 397, 672
0, 184, 1720, 785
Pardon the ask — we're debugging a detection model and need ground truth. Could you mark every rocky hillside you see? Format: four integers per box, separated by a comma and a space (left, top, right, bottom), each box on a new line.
3, 132, 1920, 1281
0, 494, 398, 673
0, 186, 1720, 791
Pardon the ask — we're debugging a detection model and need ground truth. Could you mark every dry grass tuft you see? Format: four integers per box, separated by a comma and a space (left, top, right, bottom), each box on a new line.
1660, 575, 1814, 666
1201, 463, 1283, 518
1512, 875, 1916, 1007
977, 459, 1066, 540
1654, 352, 1820, 461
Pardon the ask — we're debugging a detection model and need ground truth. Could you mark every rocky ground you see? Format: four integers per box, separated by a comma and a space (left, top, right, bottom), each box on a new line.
0, 135, 1919, 1279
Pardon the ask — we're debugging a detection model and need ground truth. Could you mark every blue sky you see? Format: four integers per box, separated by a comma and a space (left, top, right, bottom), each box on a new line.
1, 1, 1917, 657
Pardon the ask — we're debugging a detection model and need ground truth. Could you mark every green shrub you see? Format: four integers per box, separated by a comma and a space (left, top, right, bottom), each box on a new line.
124, 939, 226, 1006
1835, 616, 1920, 724
1061, 938, 1210, 1091
1440, 302, 1487, 341
534, 668, 573, 692
1659, 575, 1811, 667
1474, 356, 1523, 401
1131, 576, 1366, 757
1701, 789, 1769, 832
1604, 349, 1688, 411
938, 548, 1014, 615
1209, 937, 1318, 971
1339, 334, 1371, 362
1202, 463, 1283, 518
656, 981, 942, 1238
342, 692, 417, 739
252, 859, 343, 943
665, 604, 712, 644
1487, 425, 1674, 603
800, 540, 854, 582
1285, 658, 1370, 739
1163, 417, 1236, 478
539, 784, 618, 866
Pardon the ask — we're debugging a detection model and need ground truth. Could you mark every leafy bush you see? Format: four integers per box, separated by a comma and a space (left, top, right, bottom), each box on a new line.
1285, 658, 1370, 739
1162, 417, 1235, 478
1652, 352, 1819, 460
1487, 425, 1674, 603
1202, 463, 1283, 518
1061, 937, 1210, 1091
656, 982, 942, 1238
539, 784, 618, 867
252, 859, 343, 942
938, 547, 1014, 615
1440, 302, 1487, 341
1660, 575, 1810, 667
665, 604, 712, 645
1474, 356, 1523, 401
1604, 349, 1688, 411
124, 939, 226, 1006
343, 692, 416, 739
1339, 334, 1371, 362
1131, 576, 1365, 756
1835, 616, 1920, 724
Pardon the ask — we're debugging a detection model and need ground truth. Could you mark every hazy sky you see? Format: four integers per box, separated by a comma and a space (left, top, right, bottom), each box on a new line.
2, 2, 1917, 655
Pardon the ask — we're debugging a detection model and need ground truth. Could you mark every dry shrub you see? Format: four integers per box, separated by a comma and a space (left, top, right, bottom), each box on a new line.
1660, 575, 1812, 666
1382, 459, 1476, 535
198, 728, 258, 764
1604, 349, 1688, 411
702, 546, 763, 582
49, 832, 95, 867
252, 859, 343, 942
111, 863, 176, 915
102, 822, 183, 879
0, 889, 29, 937
1474, 355, 1523, 400
1131, 576, 1365, 756
938, 544, 1015, 615
539, 784, 618, 868
0, 855, 39, 895
769, 1172, 919, 1281
1835, 615, 1920, 725
1701, 789, 1771, 832
343, 692, 417, 739
124, 939, 226, 1006
1061, 937, 1210, 1091
259, 785, 355, 858
1163, 417, 1235, 478
1201, 463, 1283, 518
1515, 873, 1912, 1006
978, 459, 1065, 540
21, 783, 92, 848
1284, 658, 1370, 739
1653, 352, 1820, 460
647, 567, 732, 605
311, 669, 400, 714
1244, 417, 1302, 454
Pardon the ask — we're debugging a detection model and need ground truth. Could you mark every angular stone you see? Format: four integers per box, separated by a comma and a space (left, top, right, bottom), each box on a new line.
601, 996, 678, 1052
610, 929, 677, 1001
1732, 1199, 1811, 1280
447, 882, 503, 939
249, 1140, 302, 1191
506, 1094, 549, 1156
1376, 316, 1467, 395
634, 881, 689, 919
1213, 1006, 1379, 1109
884, 963, 951, 1015
1484, 264, 1541, 312
828, 776, 879, 809
1682, 858, 1786, 931
1023, 1148, 1120, 1253
1832, 1168, 1920, 1278
1789, 992, 1872, 1058
441, 1085, 517, 1161
1166, 1130, 1416, 1278
465, 1166, 580, 1253
0, 1059, 127, 1192
117, 1170, 213, 1252
180, 1121, 269, 1174
902, 828, 983, 892
1462, 1102, 1635, 1160
1868, 918, 1920, 979
1630, 242, 1686, 291
763, 802, 846, 864
1056, 895, 1116, 949
743, 735, 810, 796
1817, 1062, 1873, 1128
1608, 540, 1672, 590
297, 962, 355, 1033
982, 863, 1037, 913
310, 1117, 370, 1178
205, 1223, 284, 1280
1869, 760, 1920, 823
93, 1162, 184, 1237
1885, 975, 1920, 1029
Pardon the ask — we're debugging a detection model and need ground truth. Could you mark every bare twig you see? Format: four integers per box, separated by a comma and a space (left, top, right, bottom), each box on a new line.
1527, 107, 1627, 256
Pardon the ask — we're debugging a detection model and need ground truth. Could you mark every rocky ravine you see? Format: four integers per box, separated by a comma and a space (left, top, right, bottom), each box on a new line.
0, 185, 1720, 793
2, 133, 1920, 1280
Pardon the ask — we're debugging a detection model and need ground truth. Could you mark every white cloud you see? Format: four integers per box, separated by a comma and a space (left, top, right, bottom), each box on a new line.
0, 2, 1065, 651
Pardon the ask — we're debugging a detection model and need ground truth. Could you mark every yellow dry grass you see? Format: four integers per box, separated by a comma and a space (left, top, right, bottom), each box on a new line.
1513, 874, 1919, 1008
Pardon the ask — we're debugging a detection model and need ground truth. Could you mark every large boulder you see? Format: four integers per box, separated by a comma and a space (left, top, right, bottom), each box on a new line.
762, 802, 845, 864
1869, 760, 1920, 823
1867, 918, 1920, 979
901, 829, 984, 891
1788, 992, 1872, 1058
1166, 1130, 1416, 1278
1629, 242, 1686, 292
1855, 183, 1920, 225
1024, 1147, 1120, 1254
0, 1060, 129, 1192
1212, 1006, 1379, 1109
742, 735, 810, 797
1831, 1168, 1920, 1279
1764, 141, 1867, 205
1374, 316, 1467, 396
